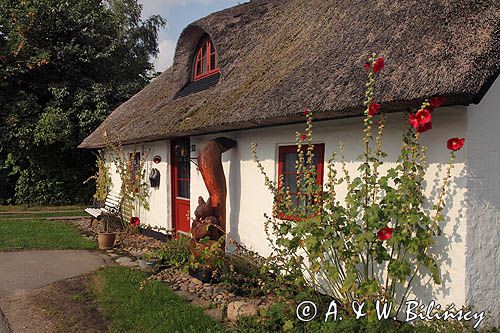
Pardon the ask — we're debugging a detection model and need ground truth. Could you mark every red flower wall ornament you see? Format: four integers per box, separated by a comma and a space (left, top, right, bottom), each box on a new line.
300, 134, 307, 141
364, 62, 371, 71
377, 227, 393, 241
447, 137, 465, 151
368, 102, 381, 116
430, 96, 445, 108
304, 108, 310, 116
373, 57, 385, 73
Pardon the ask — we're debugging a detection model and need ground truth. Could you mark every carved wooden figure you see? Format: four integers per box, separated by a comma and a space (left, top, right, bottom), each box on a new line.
197, 137, 236, 233
189, 137, 236, 281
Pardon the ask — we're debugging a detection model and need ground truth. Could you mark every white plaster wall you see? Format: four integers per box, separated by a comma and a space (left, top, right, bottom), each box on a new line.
191, 106, 467, 307
106, 140, 172, 231
466, 76, 500, 326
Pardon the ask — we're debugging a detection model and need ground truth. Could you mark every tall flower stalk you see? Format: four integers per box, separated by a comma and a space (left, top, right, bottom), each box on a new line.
253, 55, 463, 316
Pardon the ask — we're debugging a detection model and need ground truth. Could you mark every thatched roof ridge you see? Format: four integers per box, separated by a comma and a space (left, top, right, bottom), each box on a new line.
80, 0, 500, 148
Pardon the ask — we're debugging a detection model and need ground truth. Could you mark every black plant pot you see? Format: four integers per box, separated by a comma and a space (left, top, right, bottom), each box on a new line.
188, 267, 220, 284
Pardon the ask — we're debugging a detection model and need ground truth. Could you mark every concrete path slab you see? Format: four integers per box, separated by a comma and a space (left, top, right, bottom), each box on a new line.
0, 250, 108, 298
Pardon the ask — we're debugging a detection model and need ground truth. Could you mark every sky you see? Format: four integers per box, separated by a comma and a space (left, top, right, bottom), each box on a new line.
138, 0, 247, 72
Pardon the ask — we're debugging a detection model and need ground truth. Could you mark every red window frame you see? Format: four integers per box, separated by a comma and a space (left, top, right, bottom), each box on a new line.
193, 35, 219, 81
277, 144, 325, 220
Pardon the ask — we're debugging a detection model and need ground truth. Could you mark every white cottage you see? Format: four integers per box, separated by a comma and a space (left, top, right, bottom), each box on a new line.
80, 0, 499, 325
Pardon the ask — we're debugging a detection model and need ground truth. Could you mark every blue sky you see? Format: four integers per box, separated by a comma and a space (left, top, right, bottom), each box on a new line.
138, 0, 246, 72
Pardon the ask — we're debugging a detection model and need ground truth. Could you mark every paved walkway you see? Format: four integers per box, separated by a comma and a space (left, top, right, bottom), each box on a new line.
0, 250, 109, 332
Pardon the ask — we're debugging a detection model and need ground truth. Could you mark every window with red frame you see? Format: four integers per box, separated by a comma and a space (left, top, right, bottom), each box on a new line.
129, 152, 141, 179
277, 144, 324, 219
193, 35, 219, 80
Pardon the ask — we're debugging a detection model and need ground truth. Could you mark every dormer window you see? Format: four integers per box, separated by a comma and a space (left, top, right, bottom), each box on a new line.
193, 35, 219, 81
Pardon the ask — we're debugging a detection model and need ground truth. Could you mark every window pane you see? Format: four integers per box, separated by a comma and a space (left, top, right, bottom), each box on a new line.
178, 179, 189, 198
284, 152, 297, 173
283, 173, 297, 193
201, 57, 207, 74
210, 53, 216, 71
176, 149, 190, 198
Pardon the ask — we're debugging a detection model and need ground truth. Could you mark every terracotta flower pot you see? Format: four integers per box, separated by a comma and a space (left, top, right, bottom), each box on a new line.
97, 232, 116, 250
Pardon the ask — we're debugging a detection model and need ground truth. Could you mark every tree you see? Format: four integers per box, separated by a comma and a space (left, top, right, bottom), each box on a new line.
0, 0, 165, 204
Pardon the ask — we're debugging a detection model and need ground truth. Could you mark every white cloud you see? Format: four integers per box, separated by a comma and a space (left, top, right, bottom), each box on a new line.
141, 0, 217, 11
154, 39, 177, 72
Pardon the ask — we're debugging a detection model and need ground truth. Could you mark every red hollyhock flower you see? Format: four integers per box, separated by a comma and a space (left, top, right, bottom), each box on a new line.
300, 134, 307, 141
409, 114, 419, 128
304, 108, 310, 116
368, 102, 381, 116
416, 109, 432, 124
364, 62, 371, 71
377, 227, 393, 241
373, 57, 385, 73
447, 137, 465, 151
130, 217, 140, 226
416, 122, 432, 133
430, 96, 445, 108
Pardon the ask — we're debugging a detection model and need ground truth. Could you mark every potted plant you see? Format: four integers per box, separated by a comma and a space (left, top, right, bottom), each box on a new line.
97, 214, 117, 250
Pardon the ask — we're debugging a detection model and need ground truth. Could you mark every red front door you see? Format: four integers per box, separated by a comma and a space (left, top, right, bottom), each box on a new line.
171, 139, 191, 235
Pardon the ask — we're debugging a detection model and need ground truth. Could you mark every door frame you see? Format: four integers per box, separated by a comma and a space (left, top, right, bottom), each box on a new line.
170, 138, 191, 236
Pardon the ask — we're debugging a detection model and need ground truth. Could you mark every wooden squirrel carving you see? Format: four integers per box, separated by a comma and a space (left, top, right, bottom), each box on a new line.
190, 138, 236, 271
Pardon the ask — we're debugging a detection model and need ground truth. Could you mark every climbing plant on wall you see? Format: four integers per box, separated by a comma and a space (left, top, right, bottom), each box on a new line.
104, 133, 150, 229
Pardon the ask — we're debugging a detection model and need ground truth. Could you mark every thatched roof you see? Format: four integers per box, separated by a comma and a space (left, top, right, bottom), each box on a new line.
80, 0, 500, 148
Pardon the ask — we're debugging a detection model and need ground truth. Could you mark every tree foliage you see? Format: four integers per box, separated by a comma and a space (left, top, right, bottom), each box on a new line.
0, 0, 165, 204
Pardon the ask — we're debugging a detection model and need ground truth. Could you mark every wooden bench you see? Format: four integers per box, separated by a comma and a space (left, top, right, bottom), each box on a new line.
85, 192, 121, 222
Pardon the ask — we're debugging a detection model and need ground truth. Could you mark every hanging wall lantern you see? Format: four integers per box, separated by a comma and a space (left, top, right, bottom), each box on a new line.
174, 143, 189, 158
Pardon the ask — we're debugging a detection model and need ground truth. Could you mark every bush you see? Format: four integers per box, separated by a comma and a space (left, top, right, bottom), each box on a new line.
150, 237, 191, 268
234, 301, 498, 333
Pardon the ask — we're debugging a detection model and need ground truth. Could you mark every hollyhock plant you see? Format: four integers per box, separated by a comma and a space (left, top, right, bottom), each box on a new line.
373, 57, 385, 73
368, 102, 381, 116
377, 227, 394, 241
253, 53, 461, 319
430, 96, 445, 108
130, 216, 140, 226
447, 137, 465, 151
417, 122, 432, 133
415, 108, 432, 125
409, 108, 432, 129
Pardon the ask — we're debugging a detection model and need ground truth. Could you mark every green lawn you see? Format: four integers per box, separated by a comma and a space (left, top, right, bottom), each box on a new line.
90, 267, 225, 333
0, 205, 84, 212
0, 205, 93, 251
0, 219, 95, 251
0, 210, 87, 219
